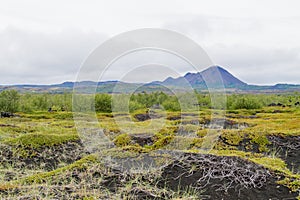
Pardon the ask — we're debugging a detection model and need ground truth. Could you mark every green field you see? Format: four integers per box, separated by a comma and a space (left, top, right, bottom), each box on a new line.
0, 91, 299, 199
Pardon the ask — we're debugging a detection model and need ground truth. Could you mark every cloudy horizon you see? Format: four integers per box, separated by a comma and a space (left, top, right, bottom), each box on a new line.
1, 0, 300, 85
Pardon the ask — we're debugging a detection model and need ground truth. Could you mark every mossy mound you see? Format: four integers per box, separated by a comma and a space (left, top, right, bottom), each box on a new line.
4, 133, 79, 149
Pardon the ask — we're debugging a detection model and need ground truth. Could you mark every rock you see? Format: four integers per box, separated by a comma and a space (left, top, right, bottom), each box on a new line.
134, 111, 161, 121
134, 113, 151, 121
0, 112, 14, 118
131, 134, 154, 146
167, 115, 181, 121
204, 118, 249, 129
268, 103, 277, 107
268, 103, 285, 107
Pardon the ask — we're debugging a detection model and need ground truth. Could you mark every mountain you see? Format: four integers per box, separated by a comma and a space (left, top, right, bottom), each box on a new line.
160, 66, 248, 89
1, 66, 300, 93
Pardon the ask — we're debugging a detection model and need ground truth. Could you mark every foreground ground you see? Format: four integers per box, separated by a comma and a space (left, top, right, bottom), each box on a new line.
0, 106, 299, 199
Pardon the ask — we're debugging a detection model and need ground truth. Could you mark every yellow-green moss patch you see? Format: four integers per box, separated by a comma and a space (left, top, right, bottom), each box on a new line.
4, 133, 79, 149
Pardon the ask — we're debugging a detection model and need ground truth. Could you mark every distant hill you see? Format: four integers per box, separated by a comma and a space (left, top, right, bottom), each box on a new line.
1, 66, 300, 93
160, 66, 248, 90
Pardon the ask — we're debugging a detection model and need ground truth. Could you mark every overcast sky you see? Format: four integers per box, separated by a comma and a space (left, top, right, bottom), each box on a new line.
1, 0, 300, 85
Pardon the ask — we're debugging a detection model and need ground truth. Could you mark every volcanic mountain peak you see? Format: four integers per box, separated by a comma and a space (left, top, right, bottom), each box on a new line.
162, 65, 247, 89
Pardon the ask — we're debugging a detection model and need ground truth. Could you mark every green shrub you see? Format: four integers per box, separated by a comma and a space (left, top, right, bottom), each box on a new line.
231, 97, 262, 110
129, 101, 146, 113
95, 94, 112, 113
0, 90, 20, 113
162, 99, 181, 111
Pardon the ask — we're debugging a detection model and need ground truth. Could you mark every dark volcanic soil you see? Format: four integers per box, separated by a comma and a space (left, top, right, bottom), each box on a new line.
159, 153, 298, 200
0, 140, 86, 172
236, 135, 300, 173
0, 152, 298, 200
268, 135, 300, 173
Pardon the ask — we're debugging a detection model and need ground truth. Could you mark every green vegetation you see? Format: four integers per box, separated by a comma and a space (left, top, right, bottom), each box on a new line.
1, 90, 300, 114
113, 133, 131, 147
19, 154, 98, 184
229, 95, 262, 109
0, 90, 20, 113
4, 133, 79, 149
95, 93, 112, 113
0, 90, 300, 199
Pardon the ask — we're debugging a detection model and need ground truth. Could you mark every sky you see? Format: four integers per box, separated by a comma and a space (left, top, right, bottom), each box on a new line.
0, 0, 300, 85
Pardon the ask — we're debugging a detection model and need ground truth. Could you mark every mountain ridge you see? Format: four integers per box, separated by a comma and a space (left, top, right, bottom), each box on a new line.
1, 66, 300, 93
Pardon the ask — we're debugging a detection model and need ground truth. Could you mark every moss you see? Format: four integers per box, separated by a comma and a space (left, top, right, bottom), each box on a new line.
196, 129, 208, 137
113, 133, 131, 147
221, 130, 244, 146
146, 126, 178, 150
212, 150, 265, 160
166, 112, 181, 120
190, 138, 204, 148
278, 178, 300, 192
163, 136, 196, 150
3, 133, 79, 158
249, 156, 287, 172
107, 127, 121, 134
249, 133, 270, 152
19, 154, 98, 185
4, 133, 79, 149
157, 126, 178, 136
151, 135, 174, 150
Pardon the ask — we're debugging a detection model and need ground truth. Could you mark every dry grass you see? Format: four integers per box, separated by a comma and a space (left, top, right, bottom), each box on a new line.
0, 107, 299, 199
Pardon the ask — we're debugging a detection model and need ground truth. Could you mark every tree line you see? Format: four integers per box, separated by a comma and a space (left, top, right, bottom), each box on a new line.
0, 90, 299, 113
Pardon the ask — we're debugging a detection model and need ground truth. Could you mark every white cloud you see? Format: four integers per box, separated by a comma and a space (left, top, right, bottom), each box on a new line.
162, 15, 300, 84
0, 27, 106, 84
206, 44, 300, 84
0, 0, 300, 85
